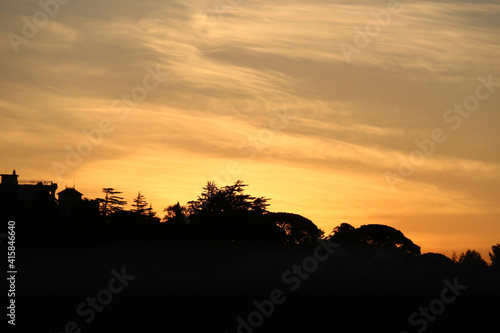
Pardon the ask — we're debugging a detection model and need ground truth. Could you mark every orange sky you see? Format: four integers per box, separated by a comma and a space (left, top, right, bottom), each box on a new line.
1, 0, 499, 262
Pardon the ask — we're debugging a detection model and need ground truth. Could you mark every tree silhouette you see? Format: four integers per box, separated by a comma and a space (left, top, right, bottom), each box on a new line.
327, 223, 421, 255
489, 244, 500, 267
451, 251, 458, 263
100, 188, 127, 216
161, 202, 190, 238
145, 203, 158, 221
185, 180, 285, 246
457, 249, 487, 267
186, 181, 218, 215
356, 224, 421, 255
268, 212, 324, 245
187, 180, 269, 216
132, 191, 148, 215
329, 222, 356, 243
163, 202, 189, 223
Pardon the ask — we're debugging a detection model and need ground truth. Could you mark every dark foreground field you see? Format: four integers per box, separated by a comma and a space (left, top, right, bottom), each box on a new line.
15, 233, 500, 333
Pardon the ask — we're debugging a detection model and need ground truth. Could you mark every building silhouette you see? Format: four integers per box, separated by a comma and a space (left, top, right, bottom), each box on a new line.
0, 169, 58, 210
58, 187, 83, 217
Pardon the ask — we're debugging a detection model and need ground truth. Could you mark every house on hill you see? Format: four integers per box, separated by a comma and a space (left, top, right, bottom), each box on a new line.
0, 170, 58, 216
57, 187, 83, 217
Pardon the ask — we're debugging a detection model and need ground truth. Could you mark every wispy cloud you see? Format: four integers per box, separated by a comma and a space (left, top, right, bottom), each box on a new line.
1, 0, 499, 258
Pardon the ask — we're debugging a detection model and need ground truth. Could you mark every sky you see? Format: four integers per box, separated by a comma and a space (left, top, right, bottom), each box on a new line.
1, 0, 499, 261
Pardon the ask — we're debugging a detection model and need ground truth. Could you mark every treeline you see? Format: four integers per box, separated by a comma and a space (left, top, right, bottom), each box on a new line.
6, 179, 500, 267
9, 180, 500, 333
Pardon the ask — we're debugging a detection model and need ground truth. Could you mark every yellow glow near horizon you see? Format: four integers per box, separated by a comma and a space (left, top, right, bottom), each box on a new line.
1, 0, 499, 263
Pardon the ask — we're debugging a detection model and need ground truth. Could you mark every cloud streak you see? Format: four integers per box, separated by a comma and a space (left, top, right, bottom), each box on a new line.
1, 0, 499, 259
